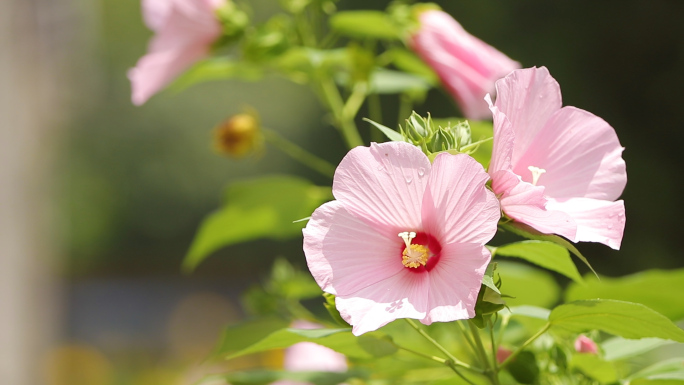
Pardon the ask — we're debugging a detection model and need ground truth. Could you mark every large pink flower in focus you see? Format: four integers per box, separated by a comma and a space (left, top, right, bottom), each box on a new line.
128, 0, 225, 105
488, 67, 627, 249
410, 9, 520, 120
303, 142, 500, 335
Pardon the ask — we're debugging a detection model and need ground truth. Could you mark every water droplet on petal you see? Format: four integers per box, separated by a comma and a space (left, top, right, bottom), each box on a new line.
418, 167, 425, 177
539, 94, 544, 99
608, 224, 613, 230
406, 175, 413, 184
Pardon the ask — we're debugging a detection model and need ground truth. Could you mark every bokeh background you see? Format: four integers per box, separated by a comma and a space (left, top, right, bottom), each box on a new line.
2, 0, 683, 384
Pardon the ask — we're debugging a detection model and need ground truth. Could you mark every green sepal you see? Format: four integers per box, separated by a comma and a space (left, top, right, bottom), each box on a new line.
323, 293, 350, 327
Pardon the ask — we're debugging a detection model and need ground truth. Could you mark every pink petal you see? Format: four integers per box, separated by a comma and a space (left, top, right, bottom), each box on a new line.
492, 170, 577, 239
494, 67, 563, 165
142, 0, 172, 31
336, 270, 430, 335
574, 335, 599, 355
283, 342, 348, 372
129, 1, 222, 105
303, 201, 405, 297
546, 198, 625, 249
422, 153, 500, 245
422, 243, 490, 324
487, 93, 515, 174
411, 10, 520, 119
332, 142, 431, 236
128, 45, 208, 106
513, 106, 627, 201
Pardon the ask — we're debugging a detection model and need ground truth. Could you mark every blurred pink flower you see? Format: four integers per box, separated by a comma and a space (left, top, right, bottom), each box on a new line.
496, 347, 512, 364
272, 321, 347, 385
128, 0, 225, 105
410, 9, 520, 120
574, 335, 598, 354
303, 142, 500, 335
488, 67, 626, 249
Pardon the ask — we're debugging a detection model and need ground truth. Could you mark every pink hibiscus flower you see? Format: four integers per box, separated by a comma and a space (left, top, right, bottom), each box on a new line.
574, 335, 599, 355
410, 9, 520, 120
303, 142, 500, 335
272, 321, 347, 385
128, 0, 225, 105
488, 67, 627, 249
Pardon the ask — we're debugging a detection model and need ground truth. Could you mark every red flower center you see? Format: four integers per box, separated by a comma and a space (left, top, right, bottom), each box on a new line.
398, 231, 442, 273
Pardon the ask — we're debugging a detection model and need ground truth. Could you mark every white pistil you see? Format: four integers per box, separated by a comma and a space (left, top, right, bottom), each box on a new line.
398, 231, 416, 248
527, 166, 547, 186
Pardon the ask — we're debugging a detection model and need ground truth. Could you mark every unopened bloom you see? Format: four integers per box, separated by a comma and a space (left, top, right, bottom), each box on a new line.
496, 347, 513, 364
128, 0, 225, 105
213, 113, 262, 157
574, 335, 598, 354
409, 9, 520, 120
488, 67, 626, 249
272, 321, 347, 385
303, 142, 500, 335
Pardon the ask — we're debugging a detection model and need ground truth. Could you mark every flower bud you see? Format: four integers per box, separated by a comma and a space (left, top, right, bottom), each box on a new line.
400, 112, 475, 156
213, 113, 263, 157
496, 347, 513, 364
408, 7, 520, 119
574, 335, 598, 355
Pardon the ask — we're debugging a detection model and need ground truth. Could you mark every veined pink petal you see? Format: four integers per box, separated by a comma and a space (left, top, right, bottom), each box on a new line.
332, 142, 431, 236
336, 270, 429, 336
487, 94, 515, 174
422, 153, 499, 245
494, 67, 562, 165
422, 243, 490, 324
492, 170, 576, 239
513, 106, 627, 201
303, 201, 404, 297
410, 10, 520, 120
546, 198, 625, 249
130, 0, 224, 105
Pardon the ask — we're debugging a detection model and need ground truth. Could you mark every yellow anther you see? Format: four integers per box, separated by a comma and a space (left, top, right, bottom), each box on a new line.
402, 244, 430, 268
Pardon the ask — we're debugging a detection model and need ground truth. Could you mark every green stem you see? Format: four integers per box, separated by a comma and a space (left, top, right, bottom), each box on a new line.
456, 321, 480, 364
499, 322, 551, 371
397, 93, 413, 126
468, 321, 500, 385
262, 129, 336, 178
404, 319, 481, 373
394, 345, 478, 385
488, 318, 500, 376
368, 93, 383, 143
319, 78, 364, 149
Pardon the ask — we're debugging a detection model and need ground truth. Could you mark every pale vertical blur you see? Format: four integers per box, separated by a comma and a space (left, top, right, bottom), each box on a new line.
0, 0, 95, 383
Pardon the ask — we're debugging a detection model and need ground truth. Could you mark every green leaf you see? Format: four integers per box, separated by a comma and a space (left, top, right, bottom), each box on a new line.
497, 261, 561, 308
601, 336, 675, 361
507, 350, 539, 384
508, 305, 551, 320
494, 240, 583, 283
570, 354, 618, 383
184, 175, 331, 271
200, 369, 366, 385
211, 317, 289, 359
499, 222, 597, 278
368, 68, 432, 94
170, 57, 263, 91
628, 358, 684, 382
226, 328, 395, 360
385, 48, 438, 85
482, 262, 501, 294
329, 11, 400, 40
565, 268, 684, 321
362, 118, 405, 142
549, 299, 684, 342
